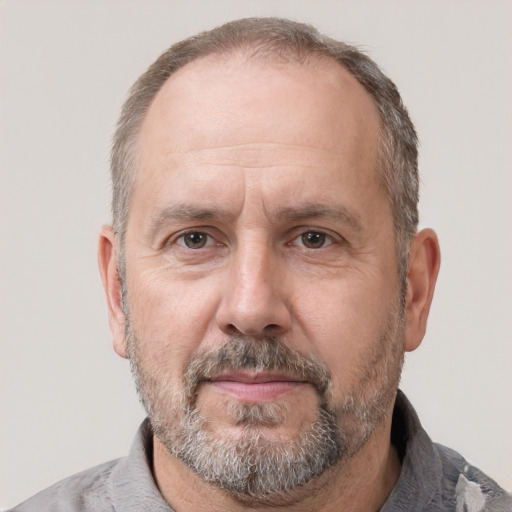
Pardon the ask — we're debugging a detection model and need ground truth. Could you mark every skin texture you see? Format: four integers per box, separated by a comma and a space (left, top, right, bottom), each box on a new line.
99, 54, 440, 511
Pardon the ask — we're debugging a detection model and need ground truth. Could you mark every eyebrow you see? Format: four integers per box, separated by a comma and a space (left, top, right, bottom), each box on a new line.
275, 203, 364, 232
149, 204, 235, 234
149, 202, 363, 235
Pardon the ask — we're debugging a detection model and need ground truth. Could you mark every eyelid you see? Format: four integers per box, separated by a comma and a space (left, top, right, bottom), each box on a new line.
163, 227, 220, 250
288, 228, 342, 248
177, 231, 214, 248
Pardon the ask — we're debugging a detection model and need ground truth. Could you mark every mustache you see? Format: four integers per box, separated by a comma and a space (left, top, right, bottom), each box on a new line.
183, 335, 331, 400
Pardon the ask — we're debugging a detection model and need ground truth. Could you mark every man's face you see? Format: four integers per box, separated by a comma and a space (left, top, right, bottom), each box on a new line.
121, 55, 404, 500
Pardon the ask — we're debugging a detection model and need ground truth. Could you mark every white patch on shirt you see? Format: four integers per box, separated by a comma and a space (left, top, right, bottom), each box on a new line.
456, 473, 486, 512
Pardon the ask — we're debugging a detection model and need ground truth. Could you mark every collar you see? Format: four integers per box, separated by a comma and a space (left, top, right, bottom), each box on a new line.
380, 390, 444, 511
108, 419, 174, 512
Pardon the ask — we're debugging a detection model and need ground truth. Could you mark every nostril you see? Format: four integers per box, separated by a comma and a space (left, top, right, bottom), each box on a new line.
226, 324, 241, 335
224, 323, 282, 337
261, 323, 285, 336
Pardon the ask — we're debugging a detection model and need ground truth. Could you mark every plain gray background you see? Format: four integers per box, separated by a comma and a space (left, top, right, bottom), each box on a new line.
1, 0, 511, 508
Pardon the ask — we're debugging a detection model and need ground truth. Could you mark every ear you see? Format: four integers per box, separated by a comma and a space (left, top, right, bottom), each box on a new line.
404, 228, 441, 352
98, 225, 128, 358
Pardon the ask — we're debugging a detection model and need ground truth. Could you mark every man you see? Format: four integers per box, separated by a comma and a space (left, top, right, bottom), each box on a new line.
11, 17, 511, 512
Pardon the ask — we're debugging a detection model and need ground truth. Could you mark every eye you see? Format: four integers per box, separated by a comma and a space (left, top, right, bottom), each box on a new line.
293, 231, 333, 249
176, 231, 213, 249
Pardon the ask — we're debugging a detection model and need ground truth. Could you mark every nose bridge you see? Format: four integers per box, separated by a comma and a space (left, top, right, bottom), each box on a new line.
237, 238, 272, 305
216, 235, 291, 335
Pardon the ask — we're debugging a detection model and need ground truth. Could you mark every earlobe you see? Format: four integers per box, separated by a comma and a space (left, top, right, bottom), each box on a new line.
404, 228, 441, 352
98, 225, 128, 359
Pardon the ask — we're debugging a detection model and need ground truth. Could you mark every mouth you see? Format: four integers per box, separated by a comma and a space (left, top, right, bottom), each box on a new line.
206, 371, 307, 402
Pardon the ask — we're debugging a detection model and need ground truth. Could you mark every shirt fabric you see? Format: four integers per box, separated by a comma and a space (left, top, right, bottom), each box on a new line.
9, 391, 512, 511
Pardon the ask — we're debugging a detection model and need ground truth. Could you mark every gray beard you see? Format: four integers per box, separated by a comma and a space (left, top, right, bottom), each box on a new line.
163, 396, 342, 505
126, 316, 404, 506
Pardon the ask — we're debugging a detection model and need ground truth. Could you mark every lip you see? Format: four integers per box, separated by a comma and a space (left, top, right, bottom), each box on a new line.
207, 372, 305, 401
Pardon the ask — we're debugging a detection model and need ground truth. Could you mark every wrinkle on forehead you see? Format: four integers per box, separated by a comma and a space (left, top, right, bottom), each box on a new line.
142, 143, 365, 177
153, 141, 351, 158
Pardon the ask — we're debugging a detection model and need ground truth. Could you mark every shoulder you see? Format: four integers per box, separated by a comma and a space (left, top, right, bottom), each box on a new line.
8, 458, 121, 512
9, 420, 173, 512
435, 443, 512, 512
386, 392, 511, 511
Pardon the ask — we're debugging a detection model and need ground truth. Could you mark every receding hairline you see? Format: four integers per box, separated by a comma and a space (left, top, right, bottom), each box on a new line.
136, 49, 381, 151
128, 21, 385, 153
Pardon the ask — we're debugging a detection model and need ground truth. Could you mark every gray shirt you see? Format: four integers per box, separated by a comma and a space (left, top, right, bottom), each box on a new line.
9, 391, 512, 511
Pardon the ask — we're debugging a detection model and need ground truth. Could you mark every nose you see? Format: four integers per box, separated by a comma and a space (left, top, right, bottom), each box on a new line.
215, 242, 292, 336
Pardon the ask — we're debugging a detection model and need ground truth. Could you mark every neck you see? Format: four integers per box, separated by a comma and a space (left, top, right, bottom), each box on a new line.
152, 411, 401, 512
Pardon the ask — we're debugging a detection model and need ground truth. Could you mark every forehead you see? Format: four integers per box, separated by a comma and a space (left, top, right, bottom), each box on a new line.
130, 54, 384, 226
137, 53, 380, 162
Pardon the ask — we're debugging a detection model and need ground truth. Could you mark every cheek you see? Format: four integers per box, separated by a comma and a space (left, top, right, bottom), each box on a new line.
126, 267, 222, 363
293, 276, 398, 385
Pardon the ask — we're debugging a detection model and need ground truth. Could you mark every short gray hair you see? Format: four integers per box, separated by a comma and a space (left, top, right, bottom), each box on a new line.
111, 17, 418, 281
